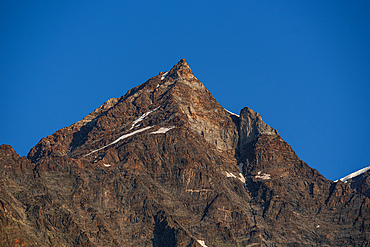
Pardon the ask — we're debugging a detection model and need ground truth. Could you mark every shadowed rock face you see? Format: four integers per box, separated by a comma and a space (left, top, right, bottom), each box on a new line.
1, 59, 370, 246
342, 170, 370, 199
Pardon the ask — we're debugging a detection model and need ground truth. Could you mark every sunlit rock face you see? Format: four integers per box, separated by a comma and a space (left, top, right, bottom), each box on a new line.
1, 59, 370, 246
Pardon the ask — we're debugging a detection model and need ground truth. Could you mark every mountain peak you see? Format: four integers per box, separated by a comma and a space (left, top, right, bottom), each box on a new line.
172, 58, 190, 72
175, 58, 188, 66
163, 58, 196, 82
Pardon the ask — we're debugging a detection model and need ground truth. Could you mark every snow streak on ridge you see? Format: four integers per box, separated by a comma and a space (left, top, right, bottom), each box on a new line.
336, 165, 370, 183
196, 239, 208, 247
224, 108, 239, 117
150, 126, 175, 134
84, 126, 153, 157
130, 106, 160, 130
161, 71, 169, 80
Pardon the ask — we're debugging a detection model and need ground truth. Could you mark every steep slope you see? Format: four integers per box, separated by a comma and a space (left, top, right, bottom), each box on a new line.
1, 59, 370, 246
350, 170, 370, 199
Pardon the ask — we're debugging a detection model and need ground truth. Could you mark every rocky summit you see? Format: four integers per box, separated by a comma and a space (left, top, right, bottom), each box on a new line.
1, 59, 370, 246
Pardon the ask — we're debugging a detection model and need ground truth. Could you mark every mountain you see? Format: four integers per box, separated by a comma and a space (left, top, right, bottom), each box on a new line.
1, 59, 370, 246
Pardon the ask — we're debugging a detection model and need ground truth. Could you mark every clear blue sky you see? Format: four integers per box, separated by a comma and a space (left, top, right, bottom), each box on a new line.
1, 1, 369, 180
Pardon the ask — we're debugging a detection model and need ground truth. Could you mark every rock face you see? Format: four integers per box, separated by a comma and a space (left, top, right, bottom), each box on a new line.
350, 171, 370, 199
338, 167, 370, 199
238, 107, 279, 148
1, 59, 370, 246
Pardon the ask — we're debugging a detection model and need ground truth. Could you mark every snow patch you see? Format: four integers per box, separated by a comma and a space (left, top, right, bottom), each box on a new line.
335, 165, 370, 183
130, 106, 160, 130
103, 164, 111, 167
196, 239, 208, 247
238, 173, 246, 183
224, 108, 239, 117
150, 126, 175, 134
237, 163, 247, 188
161, 71, 169, 80
225, 171, 246, 184
225, 170, 246, 184
255, 171, 271, 180
84, 126, 153, 157
225, 171, 236, 178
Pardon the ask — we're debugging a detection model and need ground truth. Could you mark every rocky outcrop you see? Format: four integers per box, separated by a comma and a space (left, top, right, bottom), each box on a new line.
238, 107, 278, 146
1, 59, 370, 246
